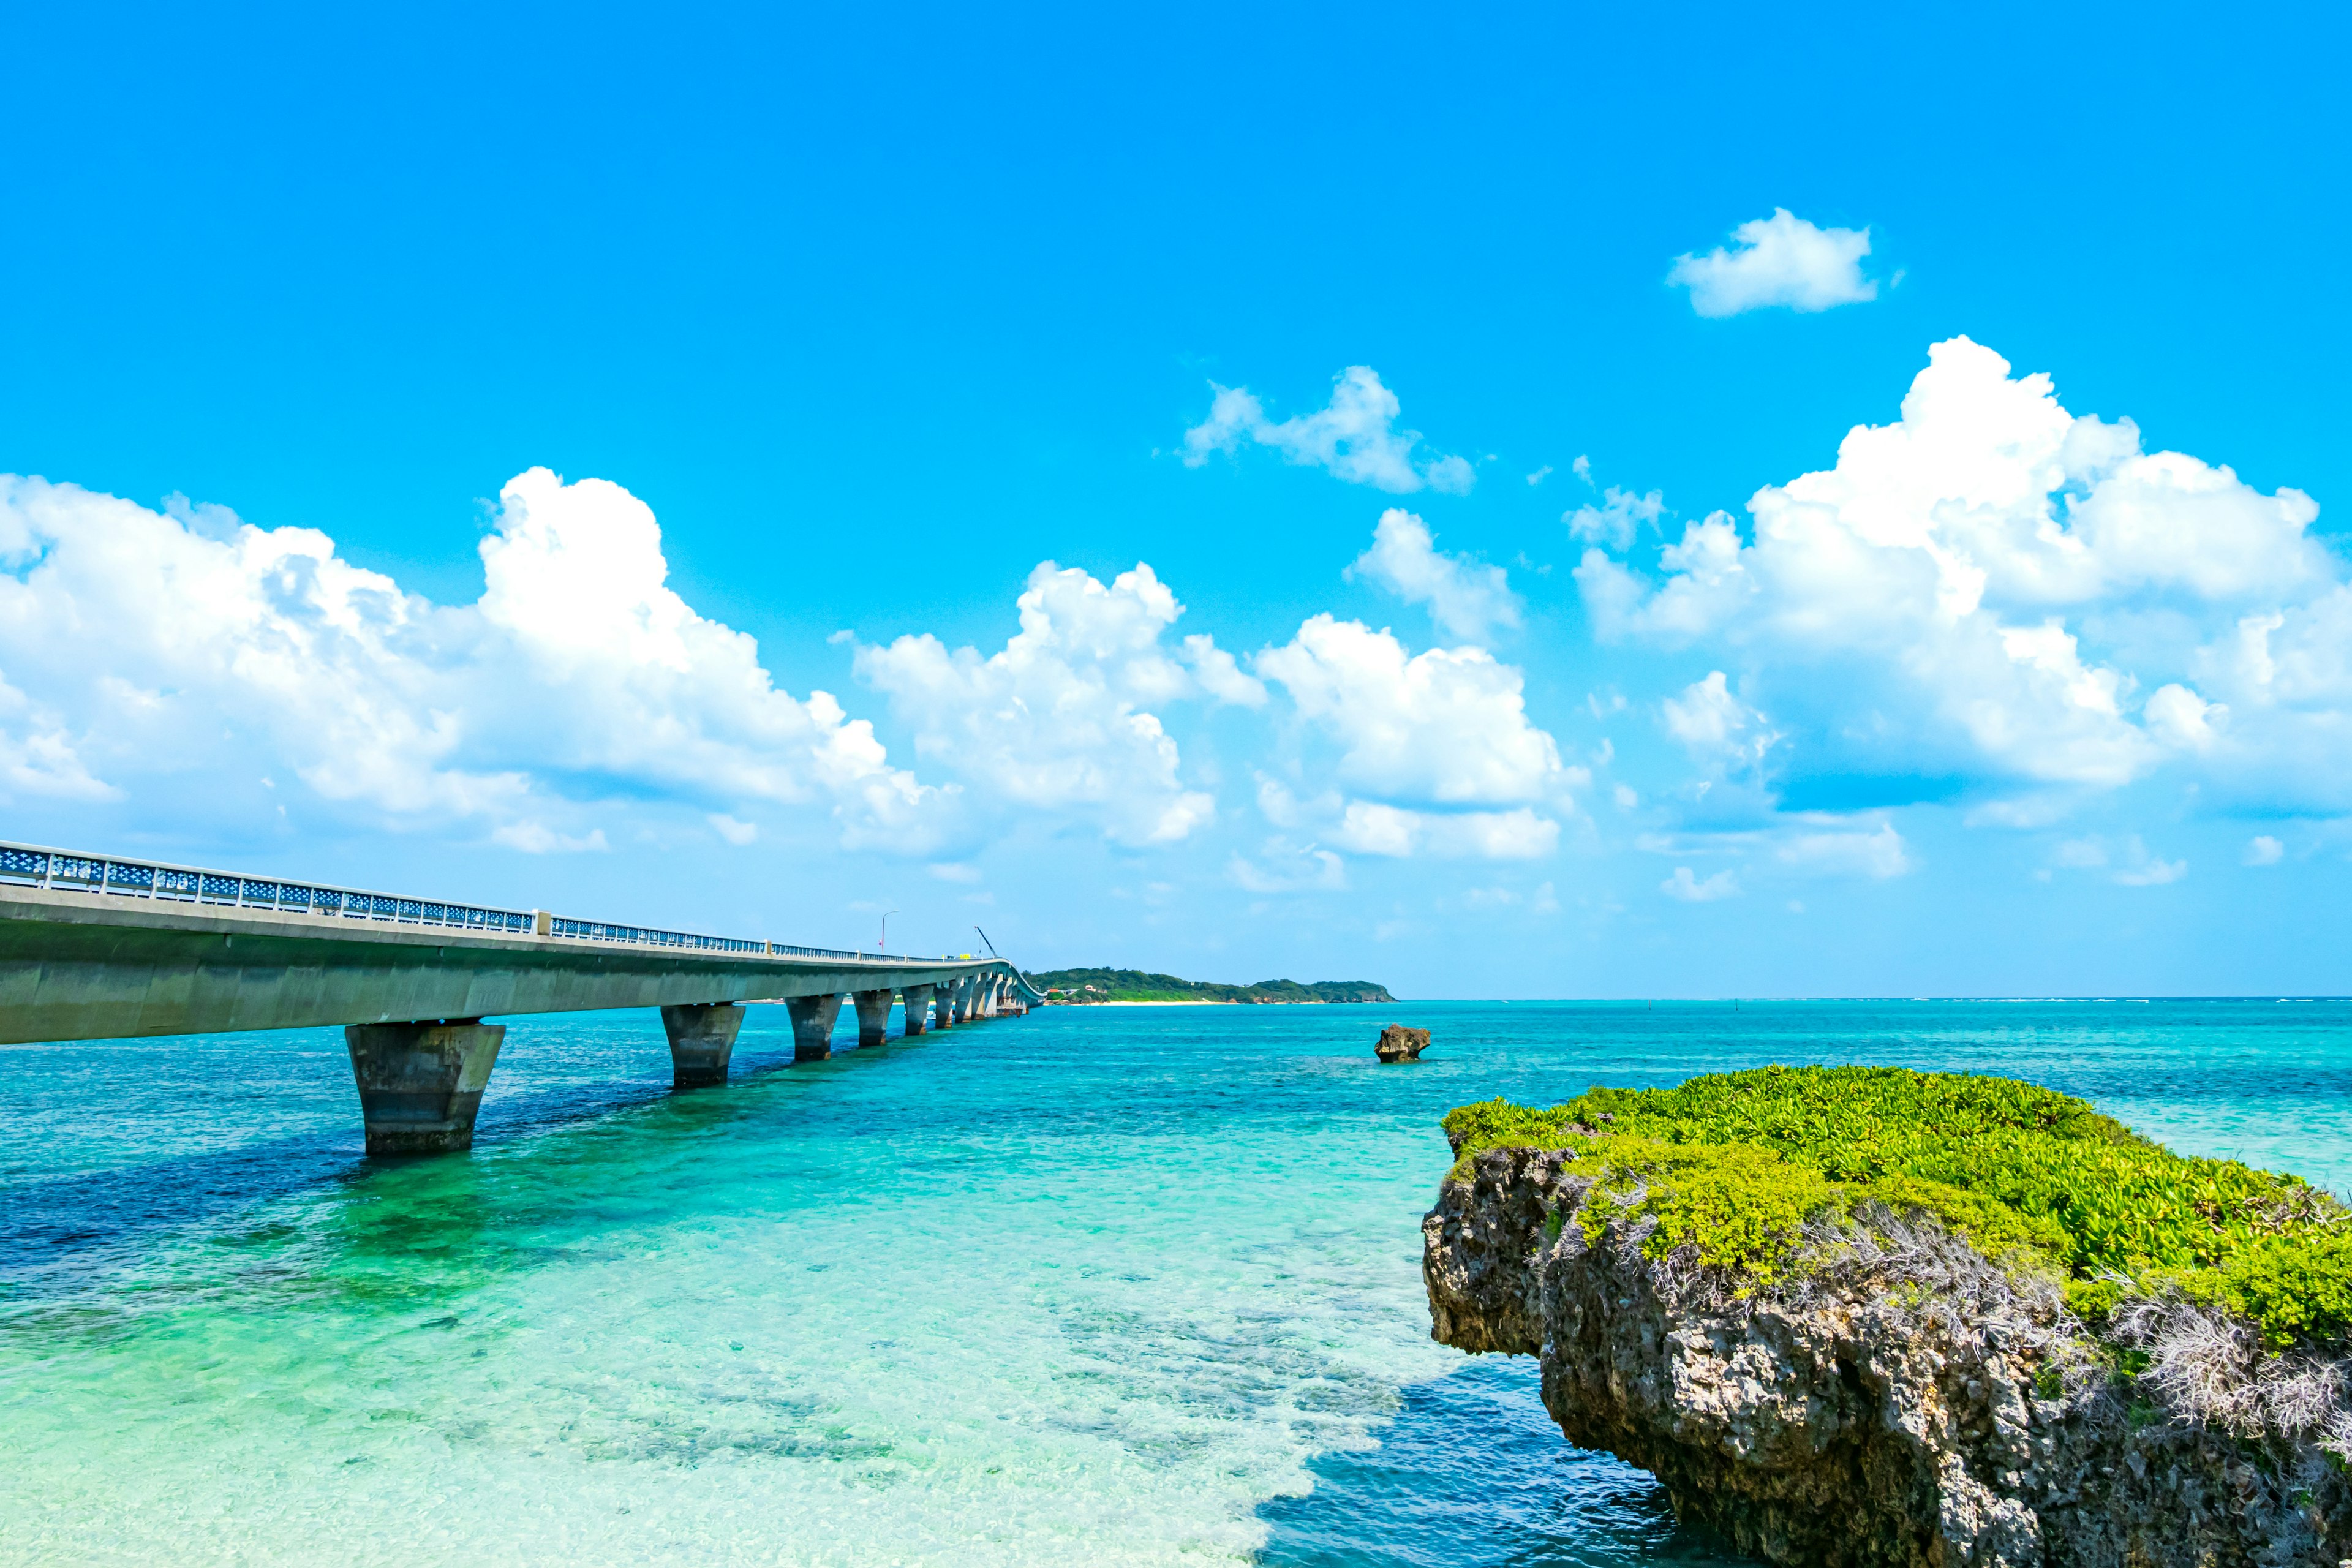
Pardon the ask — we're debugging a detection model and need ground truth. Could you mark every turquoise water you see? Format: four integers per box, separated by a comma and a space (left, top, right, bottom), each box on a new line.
2, 1000, 2347, 1564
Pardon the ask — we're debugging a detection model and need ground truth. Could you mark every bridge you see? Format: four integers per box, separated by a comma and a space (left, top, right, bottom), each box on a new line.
0, 842, 1042, 1153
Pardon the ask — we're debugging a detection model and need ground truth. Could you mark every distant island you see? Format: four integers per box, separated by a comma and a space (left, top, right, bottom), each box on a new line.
1028, 968, 1394, 1005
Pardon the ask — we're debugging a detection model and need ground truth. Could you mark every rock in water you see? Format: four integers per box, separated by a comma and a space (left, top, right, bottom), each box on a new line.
1375, 1025, 1429, 1063
1422, 1144, 2349, 1568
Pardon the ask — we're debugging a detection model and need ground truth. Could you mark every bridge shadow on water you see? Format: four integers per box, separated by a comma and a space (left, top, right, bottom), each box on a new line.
0, 1009, 908, 1299
1256, 1355, 1740, 1568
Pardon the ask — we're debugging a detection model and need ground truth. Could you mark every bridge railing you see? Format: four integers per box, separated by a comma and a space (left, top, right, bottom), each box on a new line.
0, 842, 968, 967
2, 843, 538, 934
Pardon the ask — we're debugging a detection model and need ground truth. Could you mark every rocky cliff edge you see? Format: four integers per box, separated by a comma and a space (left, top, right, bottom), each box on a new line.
1425, 1142, 2349, 1568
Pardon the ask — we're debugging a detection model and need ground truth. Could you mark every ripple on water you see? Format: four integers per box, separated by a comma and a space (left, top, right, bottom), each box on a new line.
0, 999, 2343, 1564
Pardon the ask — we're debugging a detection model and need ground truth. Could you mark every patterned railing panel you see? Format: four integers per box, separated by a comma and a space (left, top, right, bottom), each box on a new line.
0, 842, 974, 966
546, 916, 796, 957
2, 843, 532, 936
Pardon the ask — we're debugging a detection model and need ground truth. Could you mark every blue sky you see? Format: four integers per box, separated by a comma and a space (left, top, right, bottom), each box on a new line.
4, 1, 2348, 996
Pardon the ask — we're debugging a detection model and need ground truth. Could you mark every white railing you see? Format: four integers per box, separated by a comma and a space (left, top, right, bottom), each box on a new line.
0, 842, 979, 967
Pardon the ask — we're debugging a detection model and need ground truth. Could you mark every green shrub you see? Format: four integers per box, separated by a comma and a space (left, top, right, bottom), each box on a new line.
1442, 1065, 2351, 1351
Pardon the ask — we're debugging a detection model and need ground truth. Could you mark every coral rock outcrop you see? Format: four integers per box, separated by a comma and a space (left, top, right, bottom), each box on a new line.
1376, 1025, 1430, 1063
1423, 1143, 2349, 1568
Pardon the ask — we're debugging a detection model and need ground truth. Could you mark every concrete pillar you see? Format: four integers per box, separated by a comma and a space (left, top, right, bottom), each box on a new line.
786, 993, 845, 1062
935, 978, 960, 1027
981, 978, 1000, 1018
344, 1019, 505, 1155
661, 1001, 744, 1088
900, 983, 935, 1035
851, 987, 894, 1048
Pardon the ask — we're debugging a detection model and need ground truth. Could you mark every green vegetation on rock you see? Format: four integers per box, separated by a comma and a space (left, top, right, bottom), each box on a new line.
1442, 1065, 2352, 1352
1027, 967, 1393, 1004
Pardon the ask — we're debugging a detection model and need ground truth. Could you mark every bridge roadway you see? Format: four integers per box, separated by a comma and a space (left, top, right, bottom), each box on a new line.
0, 843, 1042, 1154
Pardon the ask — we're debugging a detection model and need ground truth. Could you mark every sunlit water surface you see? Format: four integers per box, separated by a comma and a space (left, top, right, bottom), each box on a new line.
3, 998, 2346, 1564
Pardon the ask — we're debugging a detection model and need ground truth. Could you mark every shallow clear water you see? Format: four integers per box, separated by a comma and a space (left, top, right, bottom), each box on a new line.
2, 998, 2346, 1564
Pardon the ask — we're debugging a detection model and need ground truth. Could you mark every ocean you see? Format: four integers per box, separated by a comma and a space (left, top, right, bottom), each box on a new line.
2, 999, 2346, 1564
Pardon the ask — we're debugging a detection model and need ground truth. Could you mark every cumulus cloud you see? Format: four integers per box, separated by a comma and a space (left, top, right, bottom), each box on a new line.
1661, 672, 1777, 775
1255, 777, 1560, 864
1328, 801, 1560, 860
0, 467, 936, 850
1258, 616, 1570, 808
2245, 834, 2284, 866
855, 560, 1256, 846
1564, 486, 1664, 551
1348, 510, 1520, 642
1182, 367, 1475, 494
1668, 209, 1878, 317
1574, 336, 2351, 813
1248, 617, 1577, 862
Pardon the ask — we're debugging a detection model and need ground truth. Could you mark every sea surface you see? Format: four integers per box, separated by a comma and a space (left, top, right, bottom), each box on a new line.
2, 998, 2347, 1565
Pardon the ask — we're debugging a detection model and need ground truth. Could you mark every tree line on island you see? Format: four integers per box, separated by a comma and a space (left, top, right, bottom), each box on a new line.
1025, 967, 1394, 1005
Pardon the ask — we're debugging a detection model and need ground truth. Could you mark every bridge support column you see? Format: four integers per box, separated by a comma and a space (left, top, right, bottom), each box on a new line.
786, 993, 845, 1061
344, 1020, 505, 1155
900, 983, 935, 1035
851, 988, 894, 1047
661, 1002, 744, 1088
934, 979, 959, 1028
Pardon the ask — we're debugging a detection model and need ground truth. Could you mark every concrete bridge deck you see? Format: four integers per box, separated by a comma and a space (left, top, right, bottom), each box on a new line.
0, 843, 1041, 1153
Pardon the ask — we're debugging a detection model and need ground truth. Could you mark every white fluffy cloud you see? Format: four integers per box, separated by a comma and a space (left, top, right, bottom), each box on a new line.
1348, 510, 1520, 642
1667, 209, 1878, 317
1182, 367, 1475, 494
1253, 777, 1559, 864
1258, 615, 1569, 807
1248, 616, 1575, 862
1335, 802, 1559, 860
1661, 671, 1777, 775
1575, 336, 2352, 813
0, 468, 934, 849
854, 561, 1257, 847
1565, 486, 1664, 551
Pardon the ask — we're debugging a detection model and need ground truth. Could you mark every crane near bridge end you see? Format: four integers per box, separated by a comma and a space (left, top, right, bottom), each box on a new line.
0, 843, 1041, 1155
